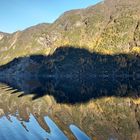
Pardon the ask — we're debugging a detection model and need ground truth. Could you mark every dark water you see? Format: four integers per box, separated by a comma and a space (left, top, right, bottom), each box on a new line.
0, 76, 140, 140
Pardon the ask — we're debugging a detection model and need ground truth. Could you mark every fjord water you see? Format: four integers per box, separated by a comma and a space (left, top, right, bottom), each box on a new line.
0, 76, 140, 140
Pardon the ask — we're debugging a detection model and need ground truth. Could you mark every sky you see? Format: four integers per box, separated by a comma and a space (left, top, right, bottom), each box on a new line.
0, 0, 102, 33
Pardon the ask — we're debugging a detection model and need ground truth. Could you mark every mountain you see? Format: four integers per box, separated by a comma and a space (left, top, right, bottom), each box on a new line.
0, 32, 9, 41
0, 0, 140, 66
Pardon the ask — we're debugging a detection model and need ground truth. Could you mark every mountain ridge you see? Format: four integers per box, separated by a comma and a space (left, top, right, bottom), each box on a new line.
0, 0, 140, 65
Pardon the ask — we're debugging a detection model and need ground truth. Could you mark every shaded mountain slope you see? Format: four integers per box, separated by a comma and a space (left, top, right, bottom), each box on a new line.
0, 46, 139, 103
0, 46, 140, 77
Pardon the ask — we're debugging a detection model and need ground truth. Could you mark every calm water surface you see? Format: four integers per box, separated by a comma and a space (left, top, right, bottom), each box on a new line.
0, 76, 140, 140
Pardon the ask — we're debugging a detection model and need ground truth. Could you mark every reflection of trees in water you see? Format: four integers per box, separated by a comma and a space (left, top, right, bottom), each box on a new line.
0, 75, 140, 104
0, 83, 140, 140
0, 47, 140, 139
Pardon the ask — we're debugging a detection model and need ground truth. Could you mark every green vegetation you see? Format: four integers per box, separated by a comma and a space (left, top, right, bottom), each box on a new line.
0, 0, 140, 65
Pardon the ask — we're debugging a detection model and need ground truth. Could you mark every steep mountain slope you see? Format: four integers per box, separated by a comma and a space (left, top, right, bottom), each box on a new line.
0, 0, 140, 66
0, 32, 9, 40
0, 24, 50, 65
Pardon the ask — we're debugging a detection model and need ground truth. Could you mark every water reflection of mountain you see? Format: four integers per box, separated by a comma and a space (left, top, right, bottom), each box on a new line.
0, 82, 140, 140
0, 75, 140, 104
0, 47, 140, 139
